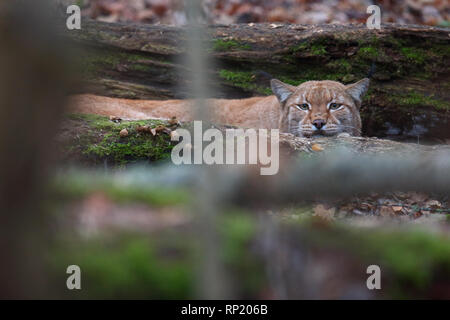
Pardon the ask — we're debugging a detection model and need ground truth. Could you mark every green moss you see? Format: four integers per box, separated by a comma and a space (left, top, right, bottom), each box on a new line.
310, 44, 327, 55
77, 50, 122, 77
267, 57, 354, 86
85, 134, 173, 165
64, 114, 175, 166
291, 40, 327, 56
212, 39, 251, 51
323, 59, 358, 82
49, 210, 266, 299
363, 230, 450, 290
326, 59, 352, 73
69, 112, 167, 132
290, 222, 450, 294
291, 42, 308, 53
388, 91, 449, 111
350, 37, 450, 80
51, 235, 195, 299
77, 48, 170, 78
401, 47, 426, 64
358, 46, 380, 60
278, 76, 302, 86
299, 225, 450, 292
431, 44, 450, 57
219, 69, 271, 95
221, 213, 265, 295
219, 70, 253, 87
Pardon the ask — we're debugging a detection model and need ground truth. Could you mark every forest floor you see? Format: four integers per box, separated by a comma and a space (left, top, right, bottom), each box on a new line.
51, 0, 450, 298
50, 113, 450, 299
77, 0, 449, 26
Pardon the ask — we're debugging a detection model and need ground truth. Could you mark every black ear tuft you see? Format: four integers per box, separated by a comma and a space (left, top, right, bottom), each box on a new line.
271, 79, 296, 104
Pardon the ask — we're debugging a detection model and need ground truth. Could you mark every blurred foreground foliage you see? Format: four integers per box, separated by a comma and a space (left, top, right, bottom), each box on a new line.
47, 170, 450, 299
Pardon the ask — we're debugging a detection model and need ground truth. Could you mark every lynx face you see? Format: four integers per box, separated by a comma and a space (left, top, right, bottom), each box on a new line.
271, 78, 369, 137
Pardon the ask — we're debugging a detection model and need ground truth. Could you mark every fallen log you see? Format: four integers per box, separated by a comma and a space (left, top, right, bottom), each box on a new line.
63, 20, 450, 140
57, 114, 450, 167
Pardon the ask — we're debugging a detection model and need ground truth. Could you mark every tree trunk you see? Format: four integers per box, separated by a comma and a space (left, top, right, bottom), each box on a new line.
64, 20, 450, 141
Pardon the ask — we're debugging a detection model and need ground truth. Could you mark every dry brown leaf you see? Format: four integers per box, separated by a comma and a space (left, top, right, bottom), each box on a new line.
379, 205, 395, 217
168, 116, 180, 126
119, 128, 129, 137
154, 125, 171, 134
360, 202, 373, 212
109, 115, 122, 123
425, 200, 442, 209
136, 125, 150, 133
413, 211, 422, 219
170, 130, 180, 140
313, 204, 335, 221
409, 192, 428, 204
393, 191, 408, 199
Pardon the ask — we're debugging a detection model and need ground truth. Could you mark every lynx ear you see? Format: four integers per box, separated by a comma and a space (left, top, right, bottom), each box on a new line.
345, 78, 370, 103
271, 79, 296, 104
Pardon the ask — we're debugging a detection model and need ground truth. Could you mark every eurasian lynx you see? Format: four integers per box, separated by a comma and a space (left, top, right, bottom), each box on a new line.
70, 78, 369, 137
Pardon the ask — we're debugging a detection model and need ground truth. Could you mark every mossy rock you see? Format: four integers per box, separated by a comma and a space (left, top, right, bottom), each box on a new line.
57, 113, 176, 166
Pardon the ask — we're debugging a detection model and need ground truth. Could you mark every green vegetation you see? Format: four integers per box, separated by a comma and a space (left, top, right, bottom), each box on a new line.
50, 197, 450, 299
212, 39, 251, 51
219, 69, 272, 95
50, 212, 265, 299
220, 212, 264, 294
388, 91, 449, 111
78, 48, 170, 78
291, 40, 327, 56
51, 235, 195, 299
48, 165, 450, 298
280, 216, 450, 296
358, 46, 379, 60
287, 34, 448, 85
363, 230, 450, 290
62, 114, 175, 166
310, 44, 327, 55
401, 47, 426, 64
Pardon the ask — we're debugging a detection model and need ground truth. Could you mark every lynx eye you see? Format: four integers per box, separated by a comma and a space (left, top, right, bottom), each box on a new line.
296, 103, 310, 111
329, 103, 342, 110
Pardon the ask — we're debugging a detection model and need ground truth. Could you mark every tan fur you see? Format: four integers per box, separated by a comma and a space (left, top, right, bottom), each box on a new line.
273, 79, 369, 137
69, 78, 369, 137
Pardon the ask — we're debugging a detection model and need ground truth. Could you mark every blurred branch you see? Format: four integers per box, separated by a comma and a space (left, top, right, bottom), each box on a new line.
233, 139, 450, 206
0, 1, 71, 298
55, 127, 450, 206
184, 0, 230, 299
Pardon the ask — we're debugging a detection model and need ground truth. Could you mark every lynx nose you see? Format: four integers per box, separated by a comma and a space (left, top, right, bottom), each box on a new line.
312, 119, 326, 130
